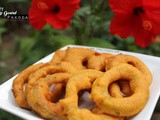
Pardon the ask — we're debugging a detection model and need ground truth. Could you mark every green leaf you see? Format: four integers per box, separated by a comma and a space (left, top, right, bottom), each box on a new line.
49, 35, 75, 47
0, 20, 7, 26
0, 110, 20, 120
0, 49, 12, 60
7, 0, 26, 3
0, 27, 7, 33
19, 37, 35, 52
75, 6, 91, 16
85, 38, 116, 49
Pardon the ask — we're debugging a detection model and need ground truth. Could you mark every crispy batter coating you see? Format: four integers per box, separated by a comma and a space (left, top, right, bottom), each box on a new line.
12, 63, 48, 109
106, 54, 152, 96
13, 62, 78, 109
26, 73, 71, 120
60, 70, 124, 120
26, 62, 78, 92
50, 50, 66, 64
88, 53, 113, 71
91, 64, 149, 116
63, 47, 95, 70
12, 47, 152, 119
109, 82, 123, 98
107, 54, 152, 85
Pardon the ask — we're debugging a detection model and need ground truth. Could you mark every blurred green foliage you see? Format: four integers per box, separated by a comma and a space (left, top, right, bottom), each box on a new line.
0, 20, 7, 45
0, 110, 20, 120
0, 0, 160, 119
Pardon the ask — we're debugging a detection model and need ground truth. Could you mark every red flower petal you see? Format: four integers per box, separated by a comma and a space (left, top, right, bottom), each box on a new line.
68, 0, 80, 5
29, 0, 79, 30
144, 11, 160, 35
133, 16, 155, 48
108, 0, 160, 47
45, 0, 58, 8
133, 0, 143, 8
134, 29, 155, 48
29, 8, 47, 30
45, 13, 70, 29
57, 4, 79, 20
109, 0, 133, 14
110, 14, 133, 38
31, 0, 50, 11
143, 0, 160, 11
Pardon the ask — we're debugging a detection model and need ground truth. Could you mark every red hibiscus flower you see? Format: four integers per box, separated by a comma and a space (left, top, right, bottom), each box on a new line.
109, 0, 160, 48
29, 0, 80, 30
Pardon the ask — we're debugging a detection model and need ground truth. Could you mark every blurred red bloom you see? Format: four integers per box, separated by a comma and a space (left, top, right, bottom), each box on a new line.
29, 0, 80, 30
109, 0, 160, 48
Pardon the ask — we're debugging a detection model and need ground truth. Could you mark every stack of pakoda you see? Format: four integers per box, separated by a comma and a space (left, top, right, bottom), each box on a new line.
12, 47, 152, 120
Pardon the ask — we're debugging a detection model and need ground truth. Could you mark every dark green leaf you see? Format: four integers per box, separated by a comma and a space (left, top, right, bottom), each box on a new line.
85, 38, 116, 49
75, 6, 91, 16
49, 35, 75, 47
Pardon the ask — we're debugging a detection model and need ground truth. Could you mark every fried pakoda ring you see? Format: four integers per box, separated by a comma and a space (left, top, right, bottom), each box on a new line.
91, 64, 149, 117
60, 70, 124, 120
26, 62, 78, 90
12, 63, 48, 109
63, 47, 95, 70
23, 62, 78, 109
106, 54, 152, 96
108, 82, 123, 98
107, 54, 152, 85
91, 81, 123, 116
50, 50, 72, 103
50, 50, 66, 64
87, 53, 113, 71
26, 73, 71, 120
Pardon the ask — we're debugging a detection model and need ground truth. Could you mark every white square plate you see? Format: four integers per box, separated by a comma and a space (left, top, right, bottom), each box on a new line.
0, 45, 160, 120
